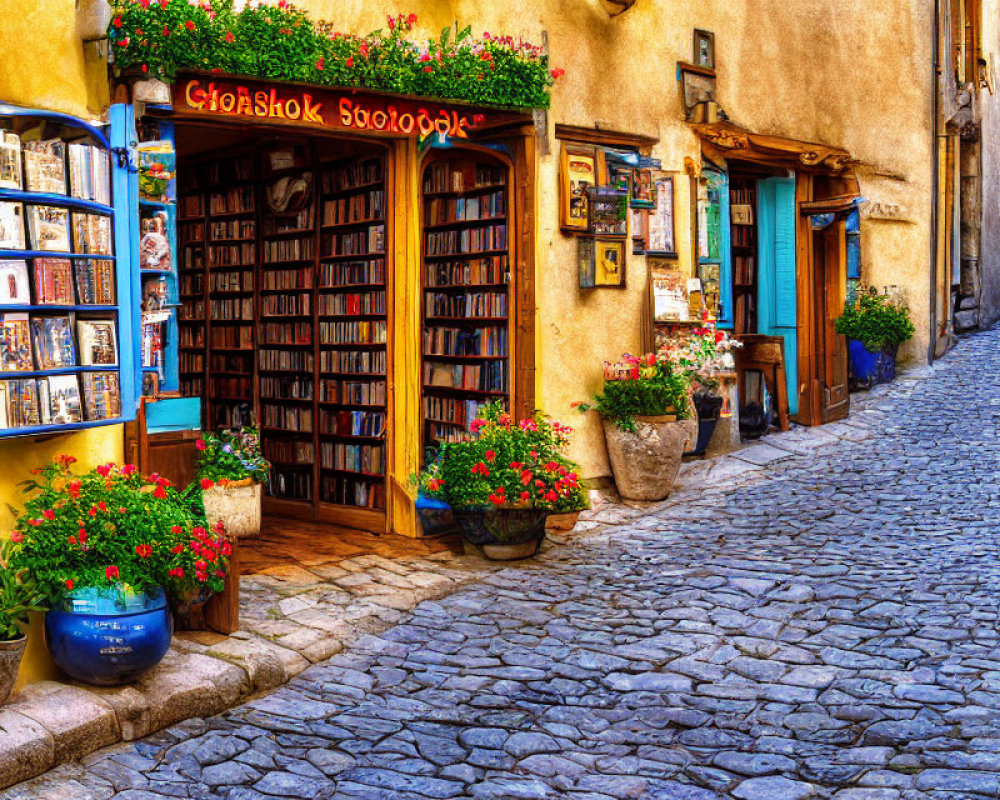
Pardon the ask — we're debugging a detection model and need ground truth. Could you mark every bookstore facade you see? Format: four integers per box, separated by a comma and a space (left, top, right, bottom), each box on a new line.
126, 75, 537, 537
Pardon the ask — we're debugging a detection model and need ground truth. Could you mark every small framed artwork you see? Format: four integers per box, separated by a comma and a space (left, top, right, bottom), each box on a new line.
560, 145, 598, 232
588, 187, 629, 237
694, 29, 716, 70
579, 236, 627, 288
647, 177, 676, 256
731, 204, 754, 226
631, 168, 654, 209
630, 209, 648, 254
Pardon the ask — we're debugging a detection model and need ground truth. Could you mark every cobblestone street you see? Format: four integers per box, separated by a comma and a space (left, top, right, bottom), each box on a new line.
7, 329, 1000, 799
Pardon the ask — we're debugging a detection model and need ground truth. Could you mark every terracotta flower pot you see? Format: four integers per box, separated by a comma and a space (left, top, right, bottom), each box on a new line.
0, 635, 26, 705
602, 415, 692, 501
202, 481, 262, 539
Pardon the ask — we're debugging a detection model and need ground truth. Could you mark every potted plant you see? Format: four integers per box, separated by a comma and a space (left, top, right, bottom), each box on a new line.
195, 427, 270, 539
419, 404, 588, 560
0, 537, 40, 704
577, 352, 694, 501
835, 285, 915, 390
661, 320, 741, 456
8, 456, 230, 686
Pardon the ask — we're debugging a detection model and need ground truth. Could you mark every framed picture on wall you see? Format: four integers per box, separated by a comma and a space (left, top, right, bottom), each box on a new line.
647, 176, 676, 256
694, 29, 716, 70
579, 236, 627, 288
631, 209, 648, 254
560, 145, 598, 231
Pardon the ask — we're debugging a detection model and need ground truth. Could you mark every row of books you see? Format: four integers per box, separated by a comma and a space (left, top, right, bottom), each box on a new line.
208, 352, 252, 372
322, 225, 385, 257
321, 158, 383, 193
0, 204, 112, 254
319, 292, 385, 317
424, 192, 505, 226
180, 220, 204, 244
261, 375, 313, 401
263, 237, 315, 263
0, 371, 120, 429
425, 225, 506, 256
261, 293, 310, 317
262, 403, 313, 432
732, 224, 754, 248
425, 291, 507, 318
262, 207, 313, 237
269, 470, 312, 501
319, 259, 385, 287
423, 396, 486, 427
422, 326, 507, 357
179, 327, 205, 348
210, 271, 253, 293
210, 219, 255, 242
423, 163, 505, 194
260, 321, 311, 346
180, 195, 205, 218
264, 438, 314, 466
262, 267, 312, 291
211, 400, 253, 429
0, 258, 114, 306
0, 134, 110, 204
258, 348, 313, 372
423, 360, 507, 393
320, 476, 385, 509
208, 243, 254, 267
0, 314, 116, 371
318, 320, 386, 346
425, 256, 507, 287
734, 255, 756, 285
320, 442, 385, 475
180, 352, 204, 372
180, 273, 205, 295
210, 325, 253, 349
210, 297, 254, 321
428, 422, 470, 444
320, 349, 385, 374
322, 191, 384, 226
320, 410, 385, 438
209, 187, 255, 216
319, 379, 387, 406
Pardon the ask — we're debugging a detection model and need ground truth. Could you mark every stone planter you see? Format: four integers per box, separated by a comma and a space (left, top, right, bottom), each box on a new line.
202, 481, 262, 539
45, 586, 172, 686
602, 415, 692, 501
0, 635, 26, 705
452, 508, 548, 561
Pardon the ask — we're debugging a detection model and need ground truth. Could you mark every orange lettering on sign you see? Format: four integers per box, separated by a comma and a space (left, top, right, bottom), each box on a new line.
181, 79, 482, 137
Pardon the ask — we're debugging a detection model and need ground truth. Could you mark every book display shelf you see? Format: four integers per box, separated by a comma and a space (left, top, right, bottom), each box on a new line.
420, 152, 511, 455
177, 139, 388, 526
0, 105, 130, 436
730, 176, 758, 336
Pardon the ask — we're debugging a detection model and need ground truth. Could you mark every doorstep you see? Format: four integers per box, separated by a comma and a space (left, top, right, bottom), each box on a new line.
0, 535, 506, 791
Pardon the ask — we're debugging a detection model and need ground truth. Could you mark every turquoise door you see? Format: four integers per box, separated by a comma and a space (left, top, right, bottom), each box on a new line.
757, 176, 798, 416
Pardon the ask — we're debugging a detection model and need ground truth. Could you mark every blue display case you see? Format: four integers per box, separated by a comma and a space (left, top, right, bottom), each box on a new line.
0, 103, 137, 437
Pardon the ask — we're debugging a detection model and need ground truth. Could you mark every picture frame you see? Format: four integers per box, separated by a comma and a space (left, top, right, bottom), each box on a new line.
647, 176, 676, 256
560, 145, 599, 232
631, 168, 654, 209
587, 187, 629, 237
579, 236, 627, 288
630, 209, 648, 255
694, 29, 716, 70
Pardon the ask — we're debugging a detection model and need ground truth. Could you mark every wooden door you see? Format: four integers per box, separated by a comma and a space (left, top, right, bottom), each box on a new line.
814, 223, 849, 423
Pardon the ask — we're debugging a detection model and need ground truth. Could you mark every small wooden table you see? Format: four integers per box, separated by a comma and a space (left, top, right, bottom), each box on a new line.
734, 334, 791, 432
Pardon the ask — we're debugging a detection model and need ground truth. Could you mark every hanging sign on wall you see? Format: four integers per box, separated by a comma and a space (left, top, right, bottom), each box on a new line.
171, 75, 522, 139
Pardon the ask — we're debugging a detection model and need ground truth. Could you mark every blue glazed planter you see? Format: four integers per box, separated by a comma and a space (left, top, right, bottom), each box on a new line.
44, 586, 173, 686
848, 340, 898, 391
415, 493, 459, 537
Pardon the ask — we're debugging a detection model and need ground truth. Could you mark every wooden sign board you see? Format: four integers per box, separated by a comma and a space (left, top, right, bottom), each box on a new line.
171, 75, 524, 139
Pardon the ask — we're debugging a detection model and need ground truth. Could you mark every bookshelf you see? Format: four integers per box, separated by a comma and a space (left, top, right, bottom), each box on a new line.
420, 153, 511, 453
730, 177, 758, 336
176, 142, 388, 524
0, 107, 130, 435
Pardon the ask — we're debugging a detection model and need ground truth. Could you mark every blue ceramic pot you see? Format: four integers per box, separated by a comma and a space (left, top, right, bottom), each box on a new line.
848, 340, 898, 391
44, 585, 172, 686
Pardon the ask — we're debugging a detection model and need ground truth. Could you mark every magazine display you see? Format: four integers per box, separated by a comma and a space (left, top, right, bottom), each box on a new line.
82, 371, 121, 420
23, 139, 67, 195
0, 202, 25, 249
77, 319, 117, 366
0, 379, 41, 428
139, 209, 172, 271
31, 316, 75, 369
0, 313, 33, 371
0, 131, 22, 190
0, 260, 30, 305
42, 374, 83, 424
72, 212, 112, 255
34, 257, 75, 305
27, 205, 71, 252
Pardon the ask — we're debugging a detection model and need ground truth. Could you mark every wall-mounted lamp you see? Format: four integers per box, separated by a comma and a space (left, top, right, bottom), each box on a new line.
598, 0, 637, 18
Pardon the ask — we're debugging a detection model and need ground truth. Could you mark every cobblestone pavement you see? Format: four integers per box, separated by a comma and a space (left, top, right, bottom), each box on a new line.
7, 329, 1000, 800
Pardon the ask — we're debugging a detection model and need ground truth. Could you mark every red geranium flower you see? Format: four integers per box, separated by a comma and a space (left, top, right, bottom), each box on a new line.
170, 525, 183, 535
224, 31, 235, 44
43, 509, 55, 521
65, 579, 74, 591
68, 535, 77, 545
153, 485, 167, 499
185, 20, 196, 31
171, 543, 184, 554
316, 57, 324, 70
346, 56, 354, 67
407, 13, 417, 26
10, 532, 22, 543
135, 544, 153, 559
105, 565, 119, 581
169, 567, 184, 579
484, 450, 496, 462
68, 480, 81, 498
201, 478, 214, 490
112, 15, 122, 29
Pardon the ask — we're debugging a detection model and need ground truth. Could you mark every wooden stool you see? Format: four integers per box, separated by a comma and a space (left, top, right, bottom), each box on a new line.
735, 334, 791, 432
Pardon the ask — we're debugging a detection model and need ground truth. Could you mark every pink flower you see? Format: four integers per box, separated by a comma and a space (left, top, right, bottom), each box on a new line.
43, 509, 55, 521
195, 439, 206, 451
359, 42, 369, 57
10, 532, 23, 543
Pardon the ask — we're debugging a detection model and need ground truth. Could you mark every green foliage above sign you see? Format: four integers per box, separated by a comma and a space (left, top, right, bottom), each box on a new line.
110, 1, 559, 110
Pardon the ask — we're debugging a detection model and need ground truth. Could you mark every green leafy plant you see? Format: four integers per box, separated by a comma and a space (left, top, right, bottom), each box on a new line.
0, 538, 42, 641
110, 1, 560, 110
7, 456, 231, 608
195, 427, 270, 486
575, 353, 693, 432
418, 403, 588, 513
834, 285, 915, 350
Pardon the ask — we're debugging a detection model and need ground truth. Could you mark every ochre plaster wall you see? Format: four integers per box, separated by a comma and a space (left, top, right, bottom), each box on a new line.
977, 1, 1000, 329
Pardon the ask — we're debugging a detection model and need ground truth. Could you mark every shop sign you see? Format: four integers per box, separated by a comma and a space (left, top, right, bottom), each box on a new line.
177, 78, 489, 138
